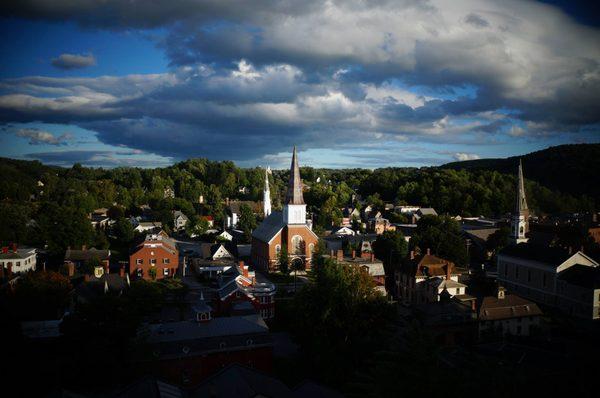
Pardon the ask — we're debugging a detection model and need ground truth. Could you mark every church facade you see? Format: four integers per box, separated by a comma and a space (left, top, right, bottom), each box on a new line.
251, 147, 319, 272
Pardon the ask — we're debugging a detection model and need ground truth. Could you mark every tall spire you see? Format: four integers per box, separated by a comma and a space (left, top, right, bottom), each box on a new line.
515, 159, 528, 214
285, 146, 304, 205
263, 166, 271, 217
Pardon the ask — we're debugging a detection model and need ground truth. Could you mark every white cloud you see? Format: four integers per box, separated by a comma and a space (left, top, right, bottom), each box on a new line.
51, 53, 96, 69
453, 152, 481, 161
15, 128, 73, 145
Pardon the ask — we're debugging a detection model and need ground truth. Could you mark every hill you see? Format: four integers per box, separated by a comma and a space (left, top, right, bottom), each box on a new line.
441, 144, 600, 205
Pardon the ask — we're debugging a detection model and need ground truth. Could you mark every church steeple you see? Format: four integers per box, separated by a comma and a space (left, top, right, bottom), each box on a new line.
263, 166, 271, 217
511, 159, 529, 244
283, 146, 307, 225
515, 159, 528, 214
285, 146, 305, 205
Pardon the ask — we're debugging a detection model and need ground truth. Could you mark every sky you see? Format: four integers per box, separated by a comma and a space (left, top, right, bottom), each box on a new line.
0, 1, 598, 169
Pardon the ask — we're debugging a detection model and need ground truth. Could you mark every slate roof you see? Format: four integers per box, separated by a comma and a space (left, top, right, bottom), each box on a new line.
145, 315, 269, 345
417, 208, 438, 216
499, 243, 573, 267
252, 211, 284, 243
557, 264, 600, 289
401, 253, 455, 278
64, 247, 110, 261
463, 228, 499, 243
479, 294, 543, 321
0, 247, 36, 260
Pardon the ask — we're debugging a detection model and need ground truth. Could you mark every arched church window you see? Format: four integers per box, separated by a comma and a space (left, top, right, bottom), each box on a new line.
291, 235, 304, 255
308, 243, 314, 256
275, 244, 281, 256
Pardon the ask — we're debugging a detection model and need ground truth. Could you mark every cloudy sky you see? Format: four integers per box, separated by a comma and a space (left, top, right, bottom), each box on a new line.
0, 1, 598, 168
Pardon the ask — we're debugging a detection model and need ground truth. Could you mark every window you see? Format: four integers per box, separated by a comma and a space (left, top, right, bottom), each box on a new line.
163, 268, 169, 276
137, 268, 143, 277
261, 309, 269, 318
151, 259, 157, 265
308, 243, 314, 256
16, 261, 20, 267
246, 339, 253, 346
136, 259, 143, 265
275, 245, 281, 256
260, 296, 269, 304
163, 258, 170, 264
219, 342, 227, 349
291, 235, 304, 255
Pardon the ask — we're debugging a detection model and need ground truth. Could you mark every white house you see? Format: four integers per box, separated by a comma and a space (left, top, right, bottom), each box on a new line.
173, 210, 189, 231
0, 246, 37, 275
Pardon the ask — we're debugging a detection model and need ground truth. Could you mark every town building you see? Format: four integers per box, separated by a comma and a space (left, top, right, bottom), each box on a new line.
137, 310, 272, 386
395, 249, 465, 304
334, 250, 386, 294
129, 233, 179, 280
226, 200, 263, 229
0, 245, 37, 275
251, 147, 319, 272
64, 246, 110, 273
478, 286, 543, 337
132, 220, 163, 234
173, 210, 189, 232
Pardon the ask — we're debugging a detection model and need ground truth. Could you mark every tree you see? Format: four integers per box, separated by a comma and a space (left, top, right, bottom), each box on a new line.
7, 271, 72, 320
238, 203, 257, 242
278, 245, 290, 274
291, 257, 396, 384
486, 227, 510, 258
373, 230, 408, 269
113, 217, 134, 243
410, 215, 468, 266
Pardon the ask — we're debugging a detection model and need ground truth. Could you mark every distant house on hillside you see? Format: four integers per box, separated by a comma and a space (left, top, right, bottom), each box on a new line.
0, 245, 37, 276
173, 210, 189, 231
479, 286, 543, 337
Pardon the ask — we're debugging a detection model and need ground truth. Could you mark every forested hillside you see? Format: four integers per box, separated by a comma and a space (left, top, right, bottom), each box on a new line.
442, 144, 600, 205
0, 144, 596, 256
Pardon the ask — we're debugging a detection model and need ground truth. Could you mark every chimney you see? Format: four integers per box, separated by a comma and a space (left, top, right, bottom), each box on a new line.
471, 298, 477, 312
336, 249, 344, 262
445, 264, 451, 280
410, 250, 415, 260
67, 262, 75, 277
352, 250, 356, 259
370, 253, 375, 262
103, 261, 109, 274
11, 243, 17, 253
119, 265, 125, 278
426, 248, 431, 255
1, 247, 7, 254
7, 263, 12, 278
84, 274, 91, 282
239, 261, 249, 277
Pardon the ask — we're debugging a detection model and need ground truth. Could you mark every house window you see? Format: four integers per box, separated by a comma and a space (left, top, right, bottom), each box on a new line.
151, 259, 157, 265
275, 245, 281, 256
16, 261, 20, 267
308, 243, 314, 256
261, 309, 269, 318
163, 268, 169, 276
137, 268, 143, 277
163, 258, 170, 264
136, 259, 143, 265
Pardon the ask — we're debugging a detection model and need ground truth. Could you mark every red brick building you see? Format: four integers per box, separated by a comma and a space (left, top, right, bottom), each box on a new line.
251, 147, 319, 271
129, 232, 179, 280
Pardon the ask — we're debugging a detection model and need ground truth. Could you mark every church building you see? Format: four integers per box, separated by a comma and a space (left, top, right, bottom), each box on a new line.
251, 147, 319, 272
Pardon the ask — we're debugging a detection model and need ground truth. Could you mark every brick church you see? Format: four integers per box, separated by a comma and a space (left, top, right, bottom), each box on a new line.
251, 147, 319, 271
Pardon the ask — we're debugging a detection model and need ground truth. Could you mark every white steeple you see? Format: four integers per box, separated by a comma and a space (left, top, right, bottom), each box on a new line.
511, 159, 529, 244
263, 166, 271, 217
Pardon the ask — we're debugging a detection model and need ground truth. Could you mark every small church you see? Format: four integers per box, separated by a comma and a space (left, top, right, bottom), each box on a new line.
251, 147, 319, 272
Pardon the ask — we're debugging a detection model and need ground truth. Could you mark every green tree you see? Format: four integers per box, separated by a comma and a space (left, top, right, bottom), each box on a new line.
238, 203, 257, 242
278, 245, 290, 275
113, 217, 134, 243
291, 257, 396, 384
7, 271, 72, 320
410, 215, 468, 266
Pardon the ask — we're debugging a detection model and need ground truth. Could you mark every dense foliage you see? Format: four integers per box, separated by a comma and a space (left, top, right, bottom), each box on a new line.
290, 256, 397, 385
0, 144, 595, 260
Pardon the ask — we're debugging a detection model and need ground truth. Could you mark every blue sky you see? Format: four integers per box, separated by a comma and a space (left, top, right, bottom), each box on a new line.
0, 1, 598, 169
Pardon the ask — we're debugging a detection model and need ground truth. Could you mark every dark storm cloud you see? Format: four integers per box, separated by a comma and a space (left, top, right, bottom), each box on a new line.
1, 0, 599, 163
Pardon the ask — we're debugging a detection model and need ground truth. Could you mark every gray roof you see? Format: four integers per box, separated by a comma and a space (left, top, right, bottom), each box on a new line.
145, 314, 268, 343
417, 208, 438, 216
0, 247, 36, 260
252, 211, 284, 243
463, 228, 499, 243
64, 247, 110, 261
